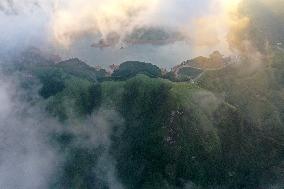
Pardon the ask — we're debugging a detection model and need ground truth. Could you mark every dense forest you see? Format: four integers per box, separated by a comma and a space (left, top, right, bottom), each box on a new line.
1, 41, 284, 189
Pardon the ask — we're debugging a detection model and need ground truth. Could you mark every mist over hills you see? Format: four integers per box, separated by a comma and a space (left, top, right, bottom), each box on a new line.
0, 0, 284, 189
1, 40, 284, 189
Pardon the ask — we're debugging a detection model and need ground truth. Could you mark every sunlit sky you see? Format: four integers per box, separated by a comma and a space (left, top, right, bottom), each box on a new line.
0, 0, 242, 68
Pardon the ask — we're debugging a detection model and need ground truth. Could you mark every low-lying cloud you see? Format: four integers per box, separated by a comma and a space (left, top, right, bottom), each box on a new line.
0, 71, 125, 189
0, 76, 59, 189
0, 0, 251, 54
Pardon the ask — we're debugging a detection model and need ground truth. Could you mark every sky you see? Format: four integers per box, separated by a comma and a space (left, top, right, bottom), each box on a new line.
0, 0, 242, 68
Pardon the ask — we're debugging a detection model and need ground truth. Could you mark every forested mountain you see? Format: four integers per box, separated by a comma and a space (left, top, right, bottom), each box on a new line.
2, 41, 283, 188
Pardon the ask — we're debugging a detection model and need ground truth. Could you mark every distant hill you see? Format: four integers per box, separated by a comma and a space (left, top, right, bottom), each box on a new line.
124, 27, 185, 46
55, 58, 108, 81
91, 27, 185, 48
165, 51, 231, 82
13, 47, 58, 66
112, 61, 162, 79
4, 48, 108, 82
180, 51, 230, 70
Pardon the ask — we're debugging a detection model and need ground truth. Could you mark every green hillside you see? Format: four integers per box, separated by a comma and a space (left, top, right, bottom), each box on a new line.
3, 46, 283, 188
